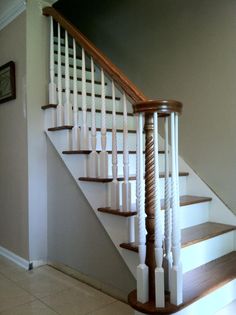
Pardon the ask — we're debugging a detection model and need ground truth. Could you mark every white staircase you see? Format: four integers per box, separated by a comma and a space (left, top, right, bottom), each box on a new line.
42, 7, 236, 315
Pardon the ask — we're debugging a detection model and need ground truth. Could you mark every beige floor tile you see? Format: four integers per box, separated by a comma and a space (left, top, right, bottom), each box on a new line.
14, 271, 75, 299
0, 300, 58, 315
0, 277, 35, 313
88, 301, 134, 315
0, 265, 29, 282
41, 285, 115, 315
0, 257, 18, 270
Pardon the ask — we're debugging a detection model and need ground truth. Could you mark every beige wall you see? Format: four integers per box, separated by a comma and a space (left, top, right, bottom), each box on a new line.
0, 12, 29, 259
63, 0, 236, 214
26, 0, 51, 262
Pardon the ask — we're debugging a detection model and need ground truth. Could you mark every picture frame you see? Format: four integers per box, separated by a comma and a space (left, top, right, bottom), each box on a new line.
0, 61, 16, 104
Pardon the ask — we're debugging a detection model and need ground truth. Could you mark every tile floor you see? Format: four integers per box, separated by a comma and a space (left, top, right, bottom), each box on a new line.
0, 255, 133, 315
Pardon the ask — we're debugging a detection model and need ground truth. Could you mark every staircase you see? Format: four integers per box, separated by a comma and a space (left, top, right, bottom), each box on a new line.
42, 7, 236, 315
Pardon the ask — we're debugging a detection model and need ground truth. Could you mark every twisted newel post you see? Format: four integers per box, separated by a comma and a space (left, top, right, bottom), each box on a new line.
129, 99, 183, 314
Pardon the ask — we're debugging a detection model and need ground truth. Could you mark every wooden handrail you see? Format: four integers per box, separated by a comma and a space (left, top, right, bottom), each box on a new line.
43, 6, 147, 103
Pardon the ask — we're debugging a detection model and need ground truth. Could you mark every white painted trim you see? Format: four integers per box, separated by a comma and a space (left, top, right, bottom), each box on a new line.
31, 260, 48, 268
0, 246, 30, 270
0, 0, 26, 31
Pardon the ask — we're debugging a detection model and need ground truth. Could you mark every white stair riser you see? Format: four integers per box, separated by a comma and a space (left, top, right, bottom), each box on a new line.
134, 202, 210, 242
77, 110, 136, 131
107, 153, 166, 175
176, 280, 236, 315
59, 76, 111, 96
182, 231, 235, 273
60, 91, 133, 114
56, 65, 101, 81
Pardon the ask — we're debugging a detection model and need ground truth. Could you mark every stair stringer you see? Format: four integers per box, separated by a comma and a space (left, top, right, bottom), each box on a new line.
46, 130, 139, 277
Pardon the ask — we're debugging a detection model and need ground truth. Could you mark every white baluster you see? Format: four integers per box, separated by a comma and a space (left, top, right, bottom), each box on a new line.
80, 47, 89, 150
56, 23, 64, 126
47, 17, 56, 128
163, 116, 172, 291
153, 112, 165, 308
99, 69, 108, 178
49, 17, 57, 105
87, 57, 99, 177
136, 113, 148, 304
109, 80, 120, 208
72, 38, 80, 150
170, 112, 183, 306
122, 93, 131, 212
64, 31, 72, 126
64, 31, 72, 150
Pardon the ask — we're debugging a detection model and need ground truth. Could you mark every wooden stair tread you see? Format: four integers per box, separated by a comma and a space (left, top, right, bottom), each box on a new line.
55, 61, 91, 72
98, 195, 212, 217
48, 126, 136, 133
61, 88, 121, 100
120, 222, 236, 252
79, 172, 189, 183
62, 150, 164, 155
42, 105, 133, 116
129, 252, 236, 314
54, 50, 82, 60
56, 73, 105, 85
98, 208, 137, 217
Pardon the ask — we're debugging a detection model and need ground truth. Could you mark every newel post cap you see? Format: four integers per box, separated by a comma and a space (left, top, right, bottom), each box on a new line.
133, 99, 183, 116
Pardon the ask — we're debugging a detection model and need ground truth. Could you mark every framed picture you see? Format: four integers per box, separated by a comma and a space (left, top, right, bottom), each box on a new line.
0, 61, 16, 104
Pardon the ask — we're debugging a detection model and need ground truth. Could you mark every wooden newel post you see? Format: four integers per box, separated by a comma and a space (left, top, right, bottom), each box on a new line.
129, 100, 183, 314
144, 113, 156, 301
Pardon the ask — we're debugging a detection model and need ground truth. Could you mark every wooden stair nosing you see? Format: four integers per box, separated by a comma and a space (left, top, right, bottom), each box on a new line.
55, 73, 106, 86
120, 222, 236, 252
128, 252, 236, 314
55, 60, 91, 72
54, 50, 82, 60
98, 195, 212, 218
98, 208, 137, 217
62, 149, 165, 155
60, 88, 121, 101
48, 126, 136, 133
42, 105, 133, 117
79, 172, 189, 183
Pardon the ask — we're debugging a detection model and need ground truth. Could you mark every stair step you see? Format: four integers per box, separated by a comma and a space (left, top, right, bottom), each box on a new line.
54, 50, 82, 61
55, 61, 91, 72
120, 222, 236, 252
56, 73, 105, 85
62, 150, 164, 155
48, 126, 137, 133
129, 252, 236, 314
97, 195, 212, 217
61, 88, 121, 100
41, 104, 133, 117
79, 172, 189, 183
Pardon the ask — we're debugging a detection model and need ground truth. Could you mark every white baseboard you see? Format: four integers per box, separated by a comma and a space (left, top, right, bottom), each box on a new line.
0, 246, 30, 270
0, 246, 47, 270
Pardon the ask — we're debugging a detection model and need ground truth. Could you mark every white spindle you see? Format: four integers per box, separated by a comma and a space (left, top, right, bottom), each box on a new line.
109, 80, 120, 208
163, 116, 171, 291
122, 93, 131, 211
72, 38, 80, 150
99, 69, 108, 178
87, 57, 99, 177
49, 17, 57, 105
64, 31, 72, 126
56, 23, 64, 126
136, 113, 148, 303
80, 47, 89, 150
170, 112, 183, 305
153, 112, 165, 307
